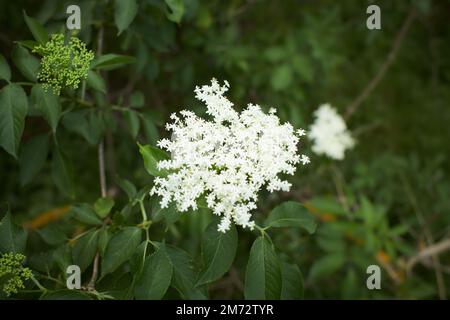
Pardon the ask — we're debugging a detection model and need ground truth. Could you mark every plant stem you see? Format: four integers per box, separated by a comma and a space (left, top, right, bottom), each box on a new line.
89, 26, 105, 292
30, 274, 47, 293
14, 81, 34, 86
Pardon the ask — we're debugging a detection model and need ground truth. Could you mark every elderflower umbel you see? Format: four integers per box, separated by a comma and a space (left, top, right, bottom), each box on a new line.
309, 104, 355, 160
33, 33, 94, 95
0, 252, 32, 297
151, 79, 309, 232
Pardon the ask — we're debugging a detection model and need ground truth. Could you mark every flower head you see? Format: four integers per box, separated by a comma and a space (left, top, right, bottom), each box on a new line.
33, 33, 94, 95
0, 252, 32, 297
151, 79, 309, 232
309, 103, 355, 160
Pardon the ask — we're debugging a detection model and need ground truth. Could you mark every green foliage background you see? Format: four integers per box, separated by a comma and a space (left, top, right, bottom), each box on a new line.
0, 0, 449, 299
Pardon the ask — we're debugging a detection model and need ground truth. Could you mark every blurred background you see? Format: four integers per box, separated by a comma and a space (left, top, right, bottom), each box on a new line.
1, 0, 449, 299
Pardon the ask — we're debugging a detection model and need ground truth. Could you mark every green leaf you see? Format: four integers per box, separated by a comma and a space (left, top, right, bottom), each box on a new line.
196, 219, 238, 286
72, 229, 99, 272
101, 227, 142, 277
12, 45, 40, 82
115, 176, 137, 201
309, 253, 346, 280
138, 143, 170, 177
161, 244, 206, 299
165, 0, 185, 23
37, 225, 67, 246
15, 40, 38, 51
51, 147, 75, 198
281, 262, 304, 299
62, 111, 103, 146
91, 54, 136, 71
265, 201, 317, 234
53, 244, 72, 275
41, 290, 91, 300
141, 113, 159, 145
134, 246, 173, 299
31, 84, 61, 133
23, 11, 49, 44
129, 241, 148, 280
0, 84, 28, 158
0, 212, 28, 254
19, 134, 49, 186
124, 109, 140, 139
244, 236, 282, 300
94, 197, 115, 218
0, 54, 11, 82
114, 0, 138, 35
70, 203, 103, 226
86, 70, 106, 94
98, 228, 110, 257
130, 91, 144, 108
306, 197, 349, 216
271, 64, 293, 91
162, 203, 182, 226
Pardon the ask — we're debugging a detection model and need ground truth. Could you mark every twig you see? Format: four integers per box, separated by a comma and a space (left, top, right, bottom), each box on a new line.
407, 238, 450, 272
401, 176, 447, 300
345, 8, 416, 119
98, 140, 107, 198
86, 252, 100, 291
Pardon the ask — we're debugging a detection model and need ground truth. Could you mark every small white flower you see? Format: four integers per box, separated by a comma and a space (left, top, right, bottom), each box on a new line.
309, 104, 355, 160
300, 154, 310, 165
151, 79, 309, 232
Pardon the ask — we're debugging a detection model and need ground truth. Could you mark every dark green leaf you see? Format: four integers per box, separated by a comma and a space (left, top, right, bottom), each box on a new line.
72, 229, 99, 272
0, 212, 28, 254
115, 176, 137, 201
165, 0, 184, 23
138, 143, 170, 177
306, 197, 349, 216
98, 228, 110, 257
244, 236, 282, 300
281, 262, 304, 299
19, 134, 49, 186
94, 197, 115, 218
53, 244, 72, 276
51, 147, 75, 198
265, 201, 317, 233
130, 91, 144, 108
12, 45, 39, 82
101, 227, 142, 277
86, 70, 106, 94
31, 84, 61, 132
23, 11, 49, 44
37, 225, 67, 246
0, 84, 28, 158
309, 253, 346, 280
114, 0, 138, 35
91, 54, 136, 70
134, 246, 173, 299
141, 113, 159, 145
15, 40, 38, 51
196, 219, 238, 286
70, 203, 103, 226
41, 290, 91, 300
124, 109, 140, 139
0, 54, 11, 82
161, 244, 206, 299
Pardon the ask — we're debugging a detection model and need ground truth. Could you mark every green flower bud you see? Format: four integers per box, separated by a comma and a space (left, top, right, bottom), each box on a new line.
33, 33, 94, 95
0, 252, 33, 297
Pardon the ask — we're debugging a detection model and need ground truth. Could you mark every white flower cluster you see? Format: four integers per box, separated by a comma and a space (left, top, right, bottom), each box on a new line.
309, 104, 355, 160
151, 79, 309, 232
